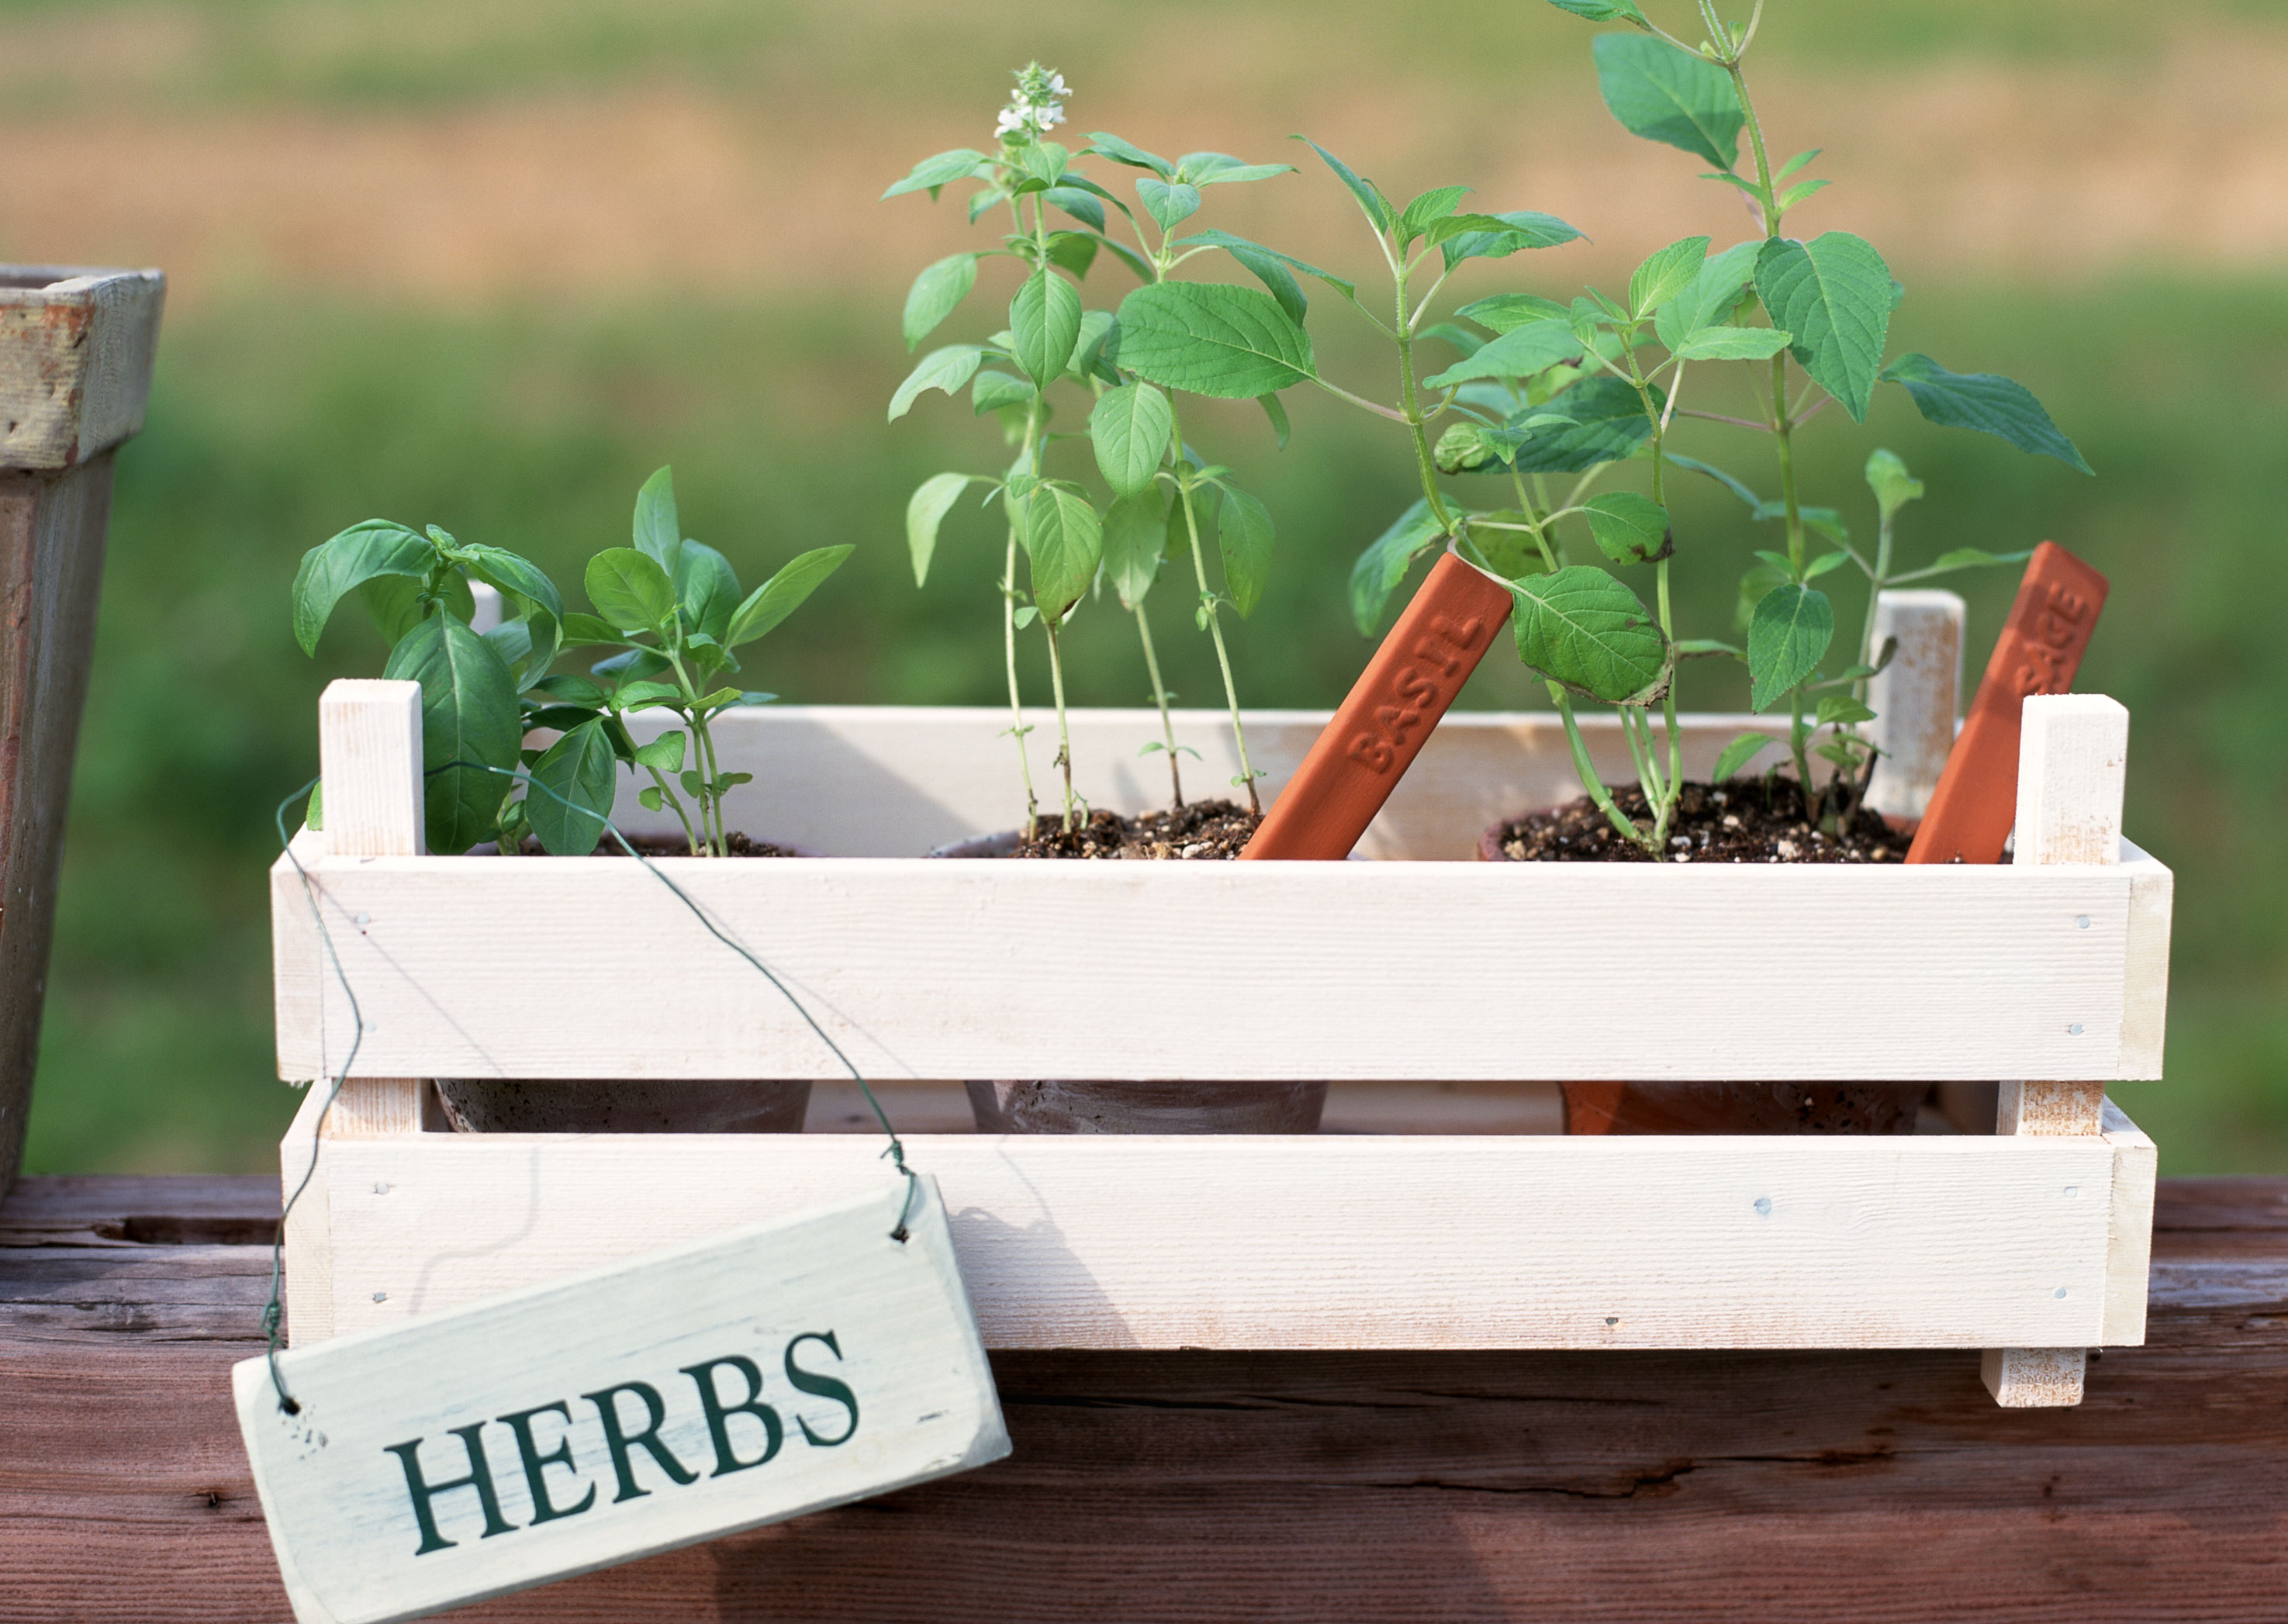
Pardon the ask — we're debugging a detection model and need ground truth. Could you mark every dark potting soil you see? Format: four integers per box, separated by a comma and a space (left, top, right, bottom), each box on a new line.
1011, 798, 1262, 860
499, 831, 805, 858
1493, 778, 1913, 864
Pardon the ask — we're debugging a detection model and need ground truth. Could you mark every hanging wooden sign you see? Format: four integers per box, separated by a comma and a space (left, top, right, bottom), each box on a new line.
234, 1175, 1007, 1624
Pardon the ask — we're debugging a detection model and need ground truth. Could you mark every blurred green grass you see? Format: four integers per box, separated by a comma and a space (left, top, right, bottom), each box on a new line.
19, 266, 2288, 1174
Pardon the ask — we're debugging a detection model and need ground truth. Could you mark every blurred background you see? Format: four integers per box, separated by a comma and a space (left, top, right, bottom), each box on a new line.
5, 0, 2282, 1175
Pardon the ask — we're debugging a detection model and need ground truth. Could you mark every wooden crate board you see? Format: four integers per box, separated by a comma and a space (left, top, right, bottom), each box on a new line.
289, 1099, 2155, 1354
275, 840, 2158, 1084
273, 705, 2171, 1086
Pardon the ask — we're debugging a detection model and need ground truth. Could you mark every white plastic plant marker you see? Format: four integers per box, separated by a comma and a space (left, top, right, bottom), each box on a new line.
233, 1175, 1006, 1624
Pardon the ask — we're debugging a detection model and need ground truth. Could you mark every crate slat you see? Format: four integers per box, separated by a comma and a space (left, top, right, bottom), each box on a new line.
298, 1119, 2151, 1353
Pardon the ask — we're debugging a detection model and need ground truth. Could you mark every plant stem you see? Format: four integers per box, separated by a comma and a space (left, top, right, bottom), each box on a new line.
1044, 617, 1077, 831
1394, 261, 1459, 537
1168, 399, 1261, 814
1133, 599, 1184, 806
1550, 681, 1655, 852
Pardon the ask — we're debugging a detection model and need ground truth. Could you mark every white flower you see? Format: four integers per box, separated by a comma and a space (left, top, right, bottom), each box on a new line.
996, 106, 1027, 137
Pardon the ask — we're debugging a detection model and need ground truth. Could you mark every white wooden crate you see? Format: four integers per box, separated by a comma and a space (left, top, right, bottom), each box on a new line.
275, 694, 2167, 1406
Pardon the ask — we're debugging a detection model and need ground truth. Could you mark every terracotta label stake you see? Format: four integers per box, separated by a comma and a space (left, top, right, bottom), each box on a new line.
1905, 540, 2108, 866
1243, 551, 1515, 860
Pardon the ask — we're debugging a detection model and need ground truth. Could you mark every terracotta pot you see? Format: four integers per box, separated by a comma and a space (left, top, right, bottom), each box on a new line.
1484, 810, 1924, 1136
434, 1078, 813, 1133
966, 1080, 1327, 1134
1560, 1080, 1925, 1135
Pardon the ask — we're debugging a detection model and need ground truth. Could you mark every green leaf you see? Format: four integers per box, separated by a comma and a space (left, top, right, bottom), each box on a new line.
1777, 178, 1830, 213
1166, 482, 1211, 558
1749, 501, 1851, 546
526, 717, 618, 855
1115, 282, 1316, 399
1257, 392, 1291, 449
1070, 309, 1121, 385
1457, 293, 1572, 333
888, 344, 984, 420
531, 672, 607, 707
1777, 147, 1822, 182
1667, 324, 1792, 361
560, 612, 628, 646
357, 575, 430, 644
613, 678, 683, 709
1101, 490, 1166, 611
1507, 377, 1655, 473
1816, 694, 1877, 727
1804, 549, 1854, 581
1422, 320, 1584, 389
1010, 270, 1083, 390
631, 466, 681, 577
1584, 492, 1671, 565
1436, 211, 1585, 270
1713, 731, 1780, 780
1754, 233, 1894, 422
724, 544, 855, 647
1084, 132, 1174, 180
1864, 448, 1924, 523
672, 540, 741, 641
1398, 185, 1470, 245
1665, 451, 1764, 510
1629, 236, 1709, 318
907, 472, 976, 588
383, 613, 520, 853
1295, 137, 1394, 233
882, 147, 991, 200
1174, 229, 1322, 323
971, 368, 1034, 415
1747, 582, 1834, 711
1734, 559, 1790, 633
1880, 353, 2092, 473
1136, 178, 1202, 233
1911, 547, 2036, 578
1020, 482, 1102, 622
631, 729, 686, 775
585, 548, 677, 635
291, 520, 435, 655
903, 253, 979, 351
304, 781, 324, 831
1511, 566, 1669, 704
1544, 0, 1646, 19
1088, 382, 1173, 498
1180, 152, 1292, 186
1217, 484, 1275, 618
592, 647, 670, 682
1593, 33, 1744, 169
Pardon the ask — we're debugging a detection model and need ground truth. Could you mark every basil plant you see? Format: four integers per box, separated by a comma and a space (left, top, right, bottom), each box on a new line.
292, 468, 850, 857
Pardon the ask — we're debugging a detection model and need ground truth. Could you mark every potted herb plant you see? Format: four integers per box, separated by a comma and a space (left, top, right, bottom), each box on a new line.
290, 465, 849, 1132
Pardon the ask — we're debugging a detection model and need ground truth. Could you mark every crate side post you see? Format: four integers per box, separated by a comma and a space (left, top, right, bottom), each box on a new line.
1985, 693, 2129, 1407
1864, 589, 1964, 821
315, 679, 430, 1141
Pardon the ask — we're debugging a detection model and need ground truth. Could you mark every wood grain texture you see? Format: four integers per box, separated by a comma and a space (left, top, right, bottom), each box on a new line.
2, 1175, 2285, 1623
284, 701, 2169, 1085
1864, 588, 1963, 821
271, 840, 2160, 1084
319, 679, 423, 858
0, 455, 123, 1200
0, 268, 165, 471
294, 1128, 2148, 1352
1981, 1345, 2087, 1406
241, 1178, 1007, 1624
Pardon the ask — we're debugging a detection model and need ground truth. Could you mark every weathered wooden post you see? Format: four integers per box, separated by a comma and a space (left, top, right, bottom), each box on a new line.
0, 266, 165, 1199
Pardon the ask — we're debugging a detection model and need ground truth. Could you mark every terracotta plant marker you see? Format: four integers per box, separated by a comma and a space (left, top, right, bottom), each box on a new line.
1905, 541, 2108, 866
1243, 551, 1515, 860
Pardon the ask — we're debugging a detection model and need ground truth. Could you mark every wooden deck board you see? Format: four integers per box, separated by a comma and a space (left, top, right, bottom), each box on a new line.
2, 1171, 2283, 1622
